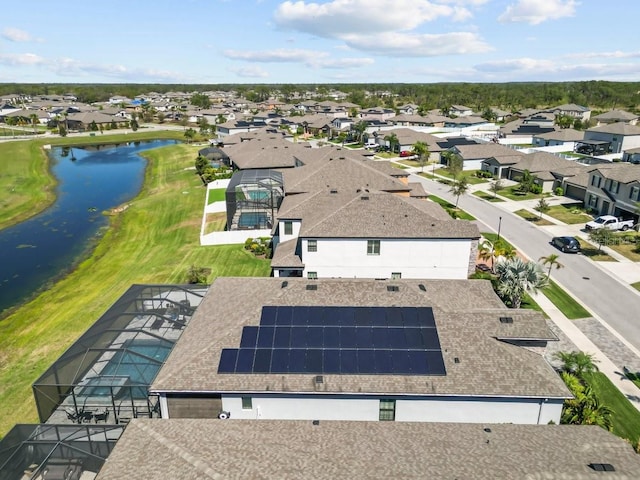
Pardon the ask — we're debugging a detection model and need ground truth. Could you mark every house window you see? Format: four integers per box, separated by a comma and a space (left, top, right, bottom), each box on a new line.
588, 194, 598, 208
631, 186, 640, 201
391, 272, 402, 279
367, 240, 381, 255
307, 271, 318, 280
591, 175, 601, 187
284, 221, 292, 235
611, 180, 620, 194
379, 399, 396, 421
307, 240, 317, 252
241, 397, 252, 410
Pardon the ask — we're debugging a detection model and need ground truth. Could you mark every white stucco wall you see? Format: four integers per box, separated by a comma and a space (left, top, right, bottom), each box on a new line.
302, 238, 473, 279
220, 394, 563, 424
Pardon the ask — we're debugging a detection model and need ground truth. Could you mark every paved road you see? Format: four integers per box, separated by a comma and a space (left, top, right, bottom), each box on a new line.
412, 173, 640, 355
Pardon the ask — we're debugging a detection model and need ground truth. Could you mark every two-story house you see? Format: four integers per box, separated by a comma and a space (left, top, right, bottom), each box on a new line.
584, 163, 640, 219
583, 122, 640, 154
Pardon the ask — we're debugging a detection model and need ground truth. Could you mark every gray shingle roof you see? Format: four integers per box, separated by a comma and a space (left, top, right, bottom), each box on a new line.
588, 163, 640, 184
270, 237, 302, 268
454, 143, 524, 160
594, 109, 639, 122
587, 122, 640, 136
510, 151, 574, 174
97, 420, 640, 480
151, 278, 569, 399
534, 128, 584, 141
277, 190, 479, 239
223, 136, 312, 169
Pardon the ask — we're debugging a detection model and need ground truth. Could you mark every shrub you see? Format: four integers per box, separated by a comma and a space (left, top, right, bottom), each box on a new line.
554, 187, 564, 196
530, 184, 543, 194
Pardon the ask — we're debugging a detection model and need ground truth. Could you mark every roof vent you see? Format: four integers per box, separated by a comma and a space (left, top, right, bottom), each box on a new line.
312, 420, 320, 426
306, 284, 318, 291
361, 196, 369, 200
281, 281, 288, 289
454, 357, 460, 364
330, 188, 338, 194
588, 463, 615, 472
483, 427, 491, 433
387, 285, 399, 292
315, 375, 324, 384
339, 156, 345, 160
418, 284, 426, 292
499, 316, 514, 324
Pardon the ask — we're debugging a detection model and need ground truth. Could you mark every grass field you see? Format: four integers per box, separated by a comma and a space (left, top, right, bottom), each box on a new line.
473, 190, 505, 202
0, 141, 270, 437
583, 372, 640, 445
207, 188, 226, 204
514, 208, 554, 225
428, 195, 476, 220
542, 280, 592, 319
545, 203, 593, 224
576, 236, 617, 261
0, 131, 188, 232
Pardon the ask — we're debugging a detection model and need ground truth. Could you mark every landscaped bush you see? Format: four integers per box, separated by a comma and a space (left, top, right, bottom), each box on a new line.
475, 170, 493, 178
554, 187, 564, 196
530, 184, 543, 194
244, 237, 272, 258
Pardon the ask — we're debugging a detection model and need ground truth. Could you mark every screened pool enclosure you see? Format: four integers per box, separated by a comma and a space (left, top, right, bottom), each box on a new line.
32, 284, 207, 426
226, 169, 284, 231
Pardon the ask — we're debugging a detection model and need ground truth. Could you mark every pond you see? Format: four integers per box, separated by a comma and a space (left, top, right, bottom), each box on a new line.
0, 139, 177, 315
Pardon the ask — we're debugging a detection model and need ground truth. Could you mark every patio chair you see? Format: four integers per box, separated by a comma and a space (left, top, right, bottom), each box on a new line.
65, 407, 80, 423
93, 409, 109, 423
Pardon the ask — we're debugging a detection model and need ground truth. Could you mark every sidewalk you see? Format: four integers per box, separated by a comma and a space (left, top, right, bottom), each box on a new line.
403, 163, 640, 410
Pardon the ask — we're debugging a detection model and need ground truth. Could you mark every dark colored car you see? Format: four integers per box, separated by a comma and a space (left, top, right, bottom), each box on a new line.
551, 236, 581, 253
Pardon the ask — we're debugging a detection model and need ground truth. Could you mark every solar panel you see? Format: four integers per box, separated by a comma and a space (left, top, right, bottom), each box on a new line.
219, 306, 446, 376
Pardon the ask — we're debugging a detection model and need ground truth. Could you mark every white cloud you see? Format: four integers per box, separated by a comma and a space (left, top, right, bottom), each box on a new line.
0, 53, 45, 66
498, 0, 578, 25
229, 65, 270, 78
1, 27, 34, 42
564, 50, 640, 60
223, 48, 374, 69
342, 31, 492, 56
274, 0, 464, 36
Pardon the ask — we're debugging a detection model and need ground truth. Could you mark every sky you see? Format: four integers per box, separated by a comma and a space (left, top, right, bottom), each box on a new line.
1, 0, 639, 85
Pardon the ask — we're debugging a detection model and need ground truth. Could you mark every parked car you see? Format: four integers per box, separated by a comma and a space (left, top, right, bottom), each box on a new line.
551, 236, 581, 253
585, 215, 636, 232
399, 150, 412, 157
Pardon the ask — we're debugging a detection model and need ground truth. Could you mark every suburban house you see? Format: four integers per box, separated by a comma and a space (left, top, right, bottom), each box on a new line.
549, 103, 591, 122
449, 105, 474, 117
584, 163, 640, 220
65, 111, 123, 131
149, 277, 570, 425
452, 143, 524, 171
593, 109, 639, 126
215, 119, 266, 138
498, 119, 556, 140
622, 147, 640, 164
270, 189, 480, 279
372, 127, 444, 160
506, 151, 583, 192
582, 122, 640, 155
444, 116, 489, 129
532, 128, 584, 148
221, 135, 312, 170
96, 420, 640, 479
359, 107, 396, 122
397, 103, 419, 115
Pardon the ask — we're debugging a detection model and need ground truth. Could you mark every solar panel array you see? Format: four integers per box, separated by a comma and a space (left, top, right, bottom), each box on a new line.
217, 306, 446, 376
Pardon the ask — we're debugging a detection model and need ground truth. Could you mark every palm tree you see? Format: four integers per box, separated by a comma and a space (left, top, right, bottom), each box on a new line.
539, 253, 564, 279
479, 238, 516, 273
383, 132, 399, 154
554, 351, 599, 377
353, 121, 368, 145
560, 372, 613, 431
449, 176, 469, 208
412, 141, 430, 172
494, 257, 548, 308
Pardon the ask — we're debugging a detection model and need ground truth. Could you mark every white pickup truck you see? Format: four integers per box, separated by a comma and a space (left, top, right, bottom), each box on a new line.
585, 215, 636, 231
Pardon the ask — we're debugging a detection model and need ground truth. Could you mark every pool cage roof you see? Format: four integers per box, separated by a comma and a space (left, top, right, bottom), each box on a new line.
226, 169, 284, 231
226, 168, 284, 191
0, 423, 123, 480
32, 284, 208, 425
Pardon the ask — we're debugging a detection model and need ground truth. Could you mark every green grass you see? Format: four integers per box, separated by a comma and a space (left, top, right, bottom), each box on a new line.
0, 141, 270, 437
499, 188, 551, 201
428, 195, 476, 220
473, 190, 505, 202
632, 281, 640, 292
583, 372, 640, 444
481, 232, 515, 250
545, 203, 593, 224
514, 209, 554, 225
391, 163, 409, 169
576, 237, 617, 261
207, 188, 226, 204
542, 280, 592, 319
606, 234, 640, 262
0, 131, 187, 233
431, 168, 490, 185
520, 292, 545, 315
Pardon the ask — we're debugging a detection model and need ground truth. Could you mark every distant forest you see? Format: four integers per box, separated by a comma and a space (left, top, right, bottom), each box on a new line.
1, 81, 639, 113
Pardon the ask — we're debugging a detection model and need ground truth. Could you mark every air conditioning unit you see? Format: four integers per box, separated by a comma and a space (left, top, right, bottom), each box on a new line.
218, 411, 231, 420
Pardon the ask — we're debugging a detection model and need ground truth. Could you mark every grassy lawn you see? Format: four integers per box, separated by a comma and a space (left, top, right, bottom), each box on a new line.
583, 372, 640, 445
0, 141, 271, 437
473, 190, 505, 202
542, 280, 592, 319
499, 188, 551, 201
606, 234, 640, 262
428, 195, 476, 220
0, 131, 187, 233
391, 162, 410, 170
576, 237, 617, 261
632, 281, 640, 292
545, 203, 593, 224
207, 188, 226, 204
431, 168, 490, 185
514, 209, 554, 226
204, 212, 227, 234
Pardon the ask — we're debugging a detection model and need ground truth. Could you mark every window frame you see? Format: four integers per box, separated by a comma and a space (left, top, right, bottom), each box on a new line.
367, 239, 381, 256
379, 399, 396, 421
283, 221, 293, 235
307, 239, 317, 252
307, 271, 318, 280
241, 397, 252, 410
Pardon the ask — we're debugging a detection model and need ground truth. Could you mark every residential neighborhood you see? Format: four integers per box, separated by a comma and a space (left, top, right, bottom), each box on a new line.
3, 83, 640, 479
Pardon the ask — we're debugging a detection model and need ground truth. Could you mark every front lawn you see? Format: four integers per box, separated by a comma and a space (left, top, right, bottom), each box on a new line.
432, 168, 490, 185
632, 281, 640, 292
499, 188, 551, 201
207, 188, 226, 204
577, 237, 617, 261
542, 280, 592, 319
546, 203, 593, 224
428, 195, 476, 220
583, 372, 640, 445
606, 233, 640, 262
514, 209, 554, 225
473, 190, 505, 202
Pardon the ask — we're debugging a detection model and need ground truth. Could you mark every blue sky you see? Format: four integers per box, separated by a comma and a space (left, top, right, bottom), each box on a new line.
1, 0, 639, 84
